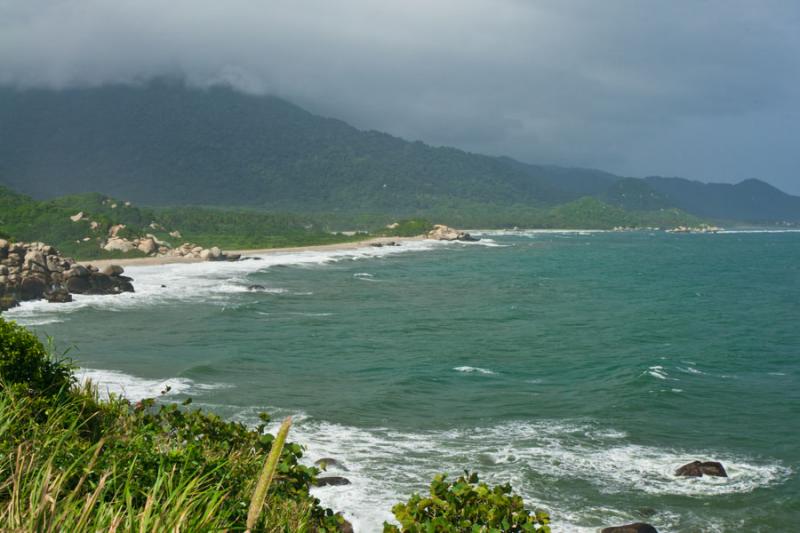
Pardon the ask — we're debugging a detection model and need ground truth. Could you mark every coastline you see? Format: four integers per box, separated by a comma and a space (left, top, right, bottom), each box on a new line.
79, 236, 423, 269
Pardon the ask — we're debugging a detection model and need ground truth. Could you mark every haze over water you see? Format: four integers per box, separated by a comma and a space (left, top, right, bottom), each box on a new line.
8, 231, 800, 532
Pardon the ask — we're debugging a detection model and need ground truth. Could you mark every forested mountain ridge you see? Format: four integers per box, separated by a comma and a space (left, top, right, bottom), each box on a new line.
1, 80, 798, 223
0, 80, 569, 211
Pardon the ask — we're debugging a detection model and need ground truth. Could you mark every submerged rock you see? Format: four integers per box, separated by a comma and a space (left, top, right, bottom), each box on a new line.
313, 476, 351, 487
602, 524, 658, 533
675, 460, 728, 477
314, 458, 348, 471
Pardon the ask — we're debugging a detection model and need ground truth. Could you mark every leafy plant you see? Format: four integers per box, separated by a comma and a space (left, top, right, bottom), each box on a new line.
384, 471, 551, 533
0, 318, 73, 395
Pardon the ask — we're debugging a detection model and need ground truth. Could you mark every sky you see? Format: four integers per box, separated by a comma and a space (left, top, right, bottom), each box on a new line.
1, 0, 799, 193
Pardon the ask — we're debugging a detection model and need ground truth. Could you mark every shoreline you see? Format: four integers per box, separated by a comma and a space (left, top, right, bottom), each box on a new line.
79, 236, 423, 269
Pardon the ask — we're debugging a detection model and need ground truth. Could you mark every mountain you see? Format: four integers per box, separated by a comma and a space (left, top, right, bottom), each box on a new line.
0, 79, 797, 224
645, 177, 800, 223
0, 80, 570, 212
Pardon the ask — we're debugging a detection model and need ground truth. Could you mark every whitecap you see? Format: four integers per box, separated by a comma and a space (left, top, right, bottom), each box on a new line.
224, 415, 789, 533
646, 365, 674, 380
453, 366, 497, 375
77, 368, 229, 401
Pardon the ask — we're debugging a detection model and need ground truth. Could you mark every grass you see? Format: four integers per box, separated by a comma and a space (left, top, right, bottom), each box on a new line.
0, 318, 348, 532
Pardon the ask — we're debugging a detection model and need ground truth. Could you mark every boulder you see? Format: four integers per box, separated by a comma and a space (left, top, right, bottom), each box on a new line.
101, 265, 125, 277
675, 461, 727, 478
226, 253, 241, 261
209, 246, 222, 259
601, 524, 658, 533
247, 285, 267, 291
23, 251, 48, 273
108, 224, 126, 237
138, 238, 158, 255
313, 476, 351, 487
170, 230, 182, 238
66, 275, 91, 294
89, 273, 115, 292
65, 265, 90, 278
0, 294, 19, 311
103, 237, 136, 253
45, 287, 73, 303
199, 249, 212, 260
69, 212, 85, 222
0, 265, 7, 276
337, 517, 354, 533
20, 276, 47, 300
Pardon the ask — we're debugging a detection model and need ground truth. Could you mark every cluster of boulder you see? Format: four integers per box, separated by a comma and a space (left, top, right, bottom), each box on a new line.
0, 240, 133, 311
99, 223, 239, 261
162, 243, 241, 262
426, 224, 479, 242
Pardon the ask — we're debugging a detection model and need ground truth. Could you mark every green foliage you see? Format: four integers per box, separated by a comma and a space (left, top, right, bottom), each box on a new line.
0, 318, 73, 395
0, 319, 346, 532
0, 185, 366, 259
380, 219, 434, 237
384, 472, 551, 533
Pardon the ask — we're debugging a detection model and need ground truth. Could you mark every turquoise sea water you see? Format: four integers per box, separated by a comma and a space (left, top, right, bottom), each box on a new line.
8, 230, 800, 532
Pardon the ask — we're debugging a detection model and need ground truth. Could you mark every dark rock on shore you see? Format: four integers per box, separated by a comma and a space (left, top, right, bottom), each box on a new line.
313, 476, 351, 487
45, 287, 73, 303
675, 460, 728, 477
601, 523, 659, 533
0, 240, 134, 309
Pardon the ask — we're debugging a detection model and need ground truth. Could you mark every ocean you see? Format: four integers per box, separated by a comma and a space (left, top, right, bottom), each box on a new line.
6, 230, 799, 532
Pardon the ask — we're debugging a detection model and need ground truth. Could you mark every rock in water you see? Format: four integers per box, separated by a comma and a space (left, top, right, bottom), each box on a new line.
45, 287, 73, 303
313, 476, 351, 487
675, 460, 728, 477
602, 524, 659, 533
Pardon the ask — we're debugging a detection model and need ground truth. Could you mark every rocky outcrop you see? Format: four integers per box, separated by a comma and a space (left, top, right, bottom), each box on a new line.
675, 460, 727, 477
426, 224, 479, 242
167, 243, 240, 261
601, 524, 658, 533
0, 240, 134, 310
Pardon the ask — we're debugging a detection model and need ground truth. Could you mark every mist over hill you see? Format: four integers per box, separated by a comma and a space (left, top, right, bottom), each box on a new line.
1, 80, 798, 224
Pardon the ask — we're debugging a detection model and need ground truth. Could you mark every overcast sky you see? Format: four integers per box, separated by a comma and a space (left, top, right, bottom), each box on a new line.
1, 0, 798, 193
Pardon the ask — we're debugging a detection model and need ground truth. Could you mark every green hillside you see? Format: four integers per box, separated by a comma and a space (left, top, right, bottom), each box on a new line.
1, 80, 796, 224
0, 80, 569, 212
0, 186, 360, 259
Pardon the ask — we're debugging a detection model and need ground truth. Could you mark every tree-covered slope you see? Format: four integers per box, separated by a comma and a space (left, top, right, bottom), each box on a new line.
0, 186, 360, 258
0, 80, 570, 212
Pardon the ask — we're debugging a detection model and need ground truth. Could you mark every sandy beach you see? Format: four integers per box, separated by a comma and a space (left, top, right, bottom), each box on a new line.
80, 236, 423, 269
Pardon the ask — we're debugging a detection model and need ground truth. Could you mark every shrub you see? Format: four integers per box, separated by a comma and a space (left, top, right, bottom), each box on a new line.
384, 471, 551, 533
382, 219, 434, 237
0, 318, 73, 394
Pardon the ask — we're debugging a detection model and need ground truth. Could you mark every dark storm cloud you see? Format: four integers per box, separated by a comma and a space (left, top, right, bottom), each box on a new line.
1, 0, 799, 192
